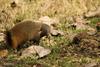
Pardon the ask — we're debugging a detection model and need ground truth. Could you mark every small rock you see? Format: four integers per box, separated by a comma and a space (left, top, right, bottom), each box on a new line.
20, 46, 36, 59
50, 30, 64, 36
51, 30, 58, 36
39, 16, 59, 26
87, 27, 96, 35
33, 45, 51, 58
20, 45, 51, 59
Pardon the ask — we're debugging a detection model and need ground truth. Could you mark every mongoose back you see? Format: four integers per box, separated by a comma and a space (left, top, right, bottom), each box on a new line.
5, 20, 50, 49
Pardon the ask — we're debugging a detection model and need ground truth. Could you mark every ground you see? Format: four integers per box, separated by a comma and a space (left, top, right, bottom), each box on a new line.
0, 0, 100, 67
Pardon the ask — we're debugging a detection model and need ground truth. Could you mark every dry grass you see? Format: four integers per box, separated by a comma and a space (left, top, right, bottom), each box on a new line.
0, 0, 100, 67
0, 0, 100, 21
0, 0, 99, 30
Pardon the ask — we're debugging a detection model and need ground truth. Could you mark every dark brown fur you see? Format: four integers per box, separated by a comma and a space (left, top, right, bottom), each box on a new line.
5, 20, 50, 49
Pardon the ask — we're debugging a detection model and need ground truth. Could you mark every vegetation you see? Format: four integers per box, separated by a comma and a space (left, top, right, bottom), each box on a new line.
0, 0, 100, 67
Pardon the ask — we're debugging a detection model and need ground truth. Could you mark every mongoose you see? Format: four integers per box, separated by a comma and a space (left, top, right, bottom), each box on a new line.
5, 20, 50, 49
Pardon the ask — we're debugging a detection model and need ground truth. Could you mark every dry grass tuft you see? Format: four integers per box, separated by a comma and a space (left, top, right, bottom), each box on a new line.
0, 0, 100, 21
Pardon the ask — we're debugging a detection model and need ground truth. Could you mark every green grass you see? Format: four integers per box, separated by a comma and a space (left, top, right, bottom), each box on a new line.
87, 17, 100, 27
0, 0, 100, 67
4, 20, 100, 67
1, 17, 100, 67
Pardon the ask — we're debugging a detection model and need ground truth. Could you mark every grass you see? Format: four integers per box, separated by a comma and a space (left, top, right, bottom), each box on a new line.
4, 20, 100, 67
0, 0, 100, 67
88, 17, 100, 27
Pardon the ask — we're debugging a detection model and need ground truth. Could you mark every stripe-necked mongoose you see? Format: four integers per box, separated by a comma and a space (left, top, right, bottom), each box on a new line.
5, 20, 50, 49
